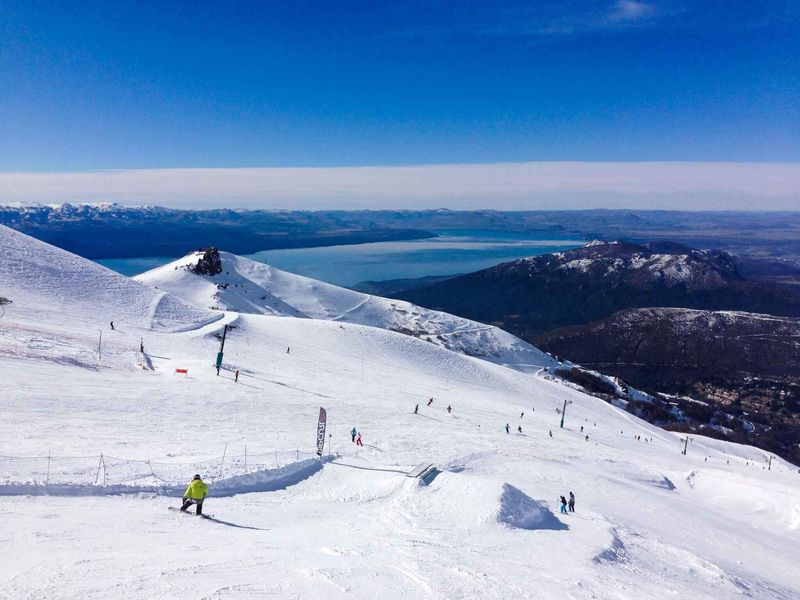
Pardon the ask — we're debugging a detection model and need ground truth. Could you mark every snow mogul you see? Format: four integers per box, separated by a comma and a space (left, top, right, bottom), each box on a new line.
180, 474, 209, 515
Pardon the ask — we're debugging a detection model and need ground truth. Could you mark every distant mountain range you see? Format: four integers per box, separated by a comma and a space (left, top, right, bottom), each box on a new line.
0, 203, 434, 258
4, 204, 800, 268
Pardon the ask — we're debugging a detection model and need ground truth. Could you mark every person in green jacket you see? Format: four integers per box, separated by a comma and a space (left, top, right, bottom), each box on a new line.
180, 474, 209, 515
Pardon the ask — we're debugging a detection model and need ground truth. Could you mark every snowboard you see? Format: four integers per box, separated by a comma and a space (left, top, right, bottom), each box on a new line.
168, 506, 214, 519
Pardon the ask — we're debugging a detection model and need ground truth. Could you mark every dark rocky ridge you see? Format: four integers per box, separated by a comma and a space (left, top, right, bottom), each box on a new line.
399, 241, 800, 339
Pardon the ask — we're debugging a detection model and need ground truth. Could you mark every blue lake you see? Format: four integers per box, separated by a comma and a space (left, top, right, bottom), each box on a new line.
96, 230, 584, 287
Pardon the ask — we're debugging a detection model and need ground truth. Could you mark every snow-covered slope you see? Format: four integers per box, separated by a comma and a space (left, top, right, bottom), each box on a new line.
2, 233, 799, 599
135, 249, 558, 371
0, 225, 219, 333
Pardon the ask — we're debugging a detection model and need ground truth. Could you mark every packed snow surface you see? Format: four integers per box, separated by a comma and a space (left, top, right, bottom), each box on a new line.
1, 227, 799, 599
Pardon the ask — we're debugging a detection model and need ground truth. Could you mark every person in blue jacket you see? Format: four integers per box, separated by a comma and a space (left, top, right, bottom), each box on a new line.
351, 427, 357, 442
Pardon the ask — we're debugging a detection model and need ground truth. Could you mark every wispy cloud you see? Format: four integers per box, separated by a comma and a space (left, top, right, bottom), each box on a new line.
1, 162, 798, 211
390, 1, 667, 39
608, 1, 655, 24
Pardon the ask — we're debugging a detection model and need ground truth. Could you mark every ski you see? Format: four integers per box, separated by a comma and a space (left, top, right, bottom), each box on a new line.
168, 506, 214, 519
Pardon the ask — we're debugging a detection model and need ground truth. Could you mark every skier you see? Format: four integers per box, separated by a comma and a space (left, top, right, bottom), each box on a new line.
427, 397, 433, 406
110, 321, 114, 331
585, 434, 589, 441
356, 432, 363, 447
517, 425, 522, 434
549, 430, 553, 438
568, 491, 575, 512
580, 425, 584, 433
180, 474, 208, 515
505, 423, 510, 434
351, 427, 357, 442
447, 405, 452, 413
520, 411, 524, 419
234, 370, 240, 383
287, 347, 290, 354
414, 403, 419, 414
559, 495, 568, 514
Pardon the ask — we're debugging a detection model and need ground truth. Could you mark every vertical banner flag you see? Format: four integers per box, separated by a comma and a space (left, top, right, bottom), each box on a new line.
316, 407, 327, 456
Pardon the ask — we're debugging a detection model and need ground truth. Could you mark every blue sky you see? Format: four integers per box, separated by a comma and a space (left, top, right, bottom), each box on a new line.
0, 1, 798, 208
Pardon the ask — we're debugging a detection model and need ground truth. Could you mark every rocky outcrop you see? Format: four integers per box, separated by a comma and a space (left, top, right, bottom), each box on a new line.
188, 247, 223, 276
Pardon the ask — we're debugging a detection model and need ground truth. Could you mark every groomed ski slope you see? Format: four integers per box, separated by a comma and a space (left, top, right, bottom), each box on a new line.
135, 250, 558, 372
1, 227, 799, 600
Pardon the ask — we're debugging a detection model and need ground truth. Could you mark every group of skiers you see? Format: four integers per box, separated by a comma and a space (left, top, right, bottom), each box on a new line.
414, 398, 452, 415
351, 427, 363, 446
559, 492, 576, 514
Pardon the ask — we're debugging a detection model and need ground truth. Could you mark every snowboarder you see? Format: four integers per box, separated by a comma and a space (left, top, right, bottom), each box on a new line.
447, 405, 452, 413
110, 321, 114, 331
505, 423, 510, 434
414, 403, 419, 414
234, 370, 240, 383
180, 474, 208, 515
559, 496, 568, 514
356, 432, 363, 447
427, 397, 433, 406
517, 425, 522, 433
568, 491, 575, 512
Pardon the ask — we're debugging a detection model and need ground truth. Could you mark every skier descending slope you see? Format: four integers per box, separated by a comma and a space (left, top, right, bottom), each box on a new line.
180, 474, 209, 515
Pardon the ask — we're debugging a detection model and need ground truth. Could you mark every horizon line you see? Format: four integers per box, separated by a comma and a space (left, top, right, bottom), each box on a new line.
1, 161, 798, 211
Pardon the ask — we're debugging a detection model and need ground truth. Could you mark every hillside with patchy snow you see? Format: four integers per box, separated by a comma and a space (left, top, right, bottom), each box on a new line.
135, 248, 558, 371
1, 229, 799, 599
398, 240, 800, 339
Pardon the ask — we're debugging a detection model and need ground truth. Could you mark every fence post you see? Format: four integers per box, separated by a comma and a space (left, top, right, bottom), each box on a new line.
46, 450, 51, 485
147, 459, 156, 479
95, 453, 104, 485
220, 443, 228, 478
